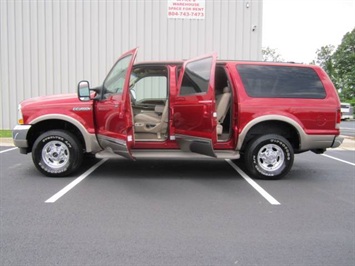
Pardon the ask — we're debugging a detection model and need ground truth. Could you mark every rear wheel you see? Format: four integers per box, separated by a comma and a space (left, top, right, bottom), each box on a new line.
32, 130, 83, 177
244, 134, 294, 180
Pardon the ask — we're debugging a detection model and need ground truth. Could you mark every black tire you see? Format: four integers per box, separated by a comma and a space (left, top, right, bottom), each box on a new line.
32, 130, 83, 177
244, 134, 294, 180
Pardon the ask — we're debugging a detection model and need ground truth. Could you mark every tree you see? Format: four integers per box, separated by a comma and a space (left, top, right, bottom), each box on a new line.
312, 45, 340, 93
262, 47, 284, 62
332, 28, 355, 100
312, 45, 335, 76
313, 28, 355, 102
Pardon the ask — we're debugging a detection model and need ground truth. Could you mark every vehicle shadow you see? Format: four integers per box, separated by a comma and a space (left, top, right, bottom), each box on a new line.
90, 158, 236, 180
82, 158, 247, 198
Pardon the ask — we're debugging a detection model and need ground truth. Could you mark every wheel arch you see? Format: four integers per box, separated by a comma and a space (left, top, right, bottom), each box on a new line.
27, 114, 99, 153
238, 115, 304, 153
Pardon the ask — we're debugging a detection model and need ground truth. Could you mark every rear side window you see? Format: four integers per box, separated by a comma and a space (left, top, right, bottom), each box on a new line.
237, 65, 326, 99
179, 56, 213, 96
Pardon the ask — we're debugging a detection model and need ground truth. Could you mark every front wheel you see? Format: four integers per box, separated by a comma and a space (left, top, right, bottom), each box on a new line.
244, 134, 294, 180
32, 130, 83, 177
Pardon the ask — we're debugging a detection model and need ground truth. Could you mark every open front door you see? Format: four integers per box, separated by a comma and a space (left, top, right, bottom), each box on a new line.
173, 53, 218, 157
94, 48, 138, 159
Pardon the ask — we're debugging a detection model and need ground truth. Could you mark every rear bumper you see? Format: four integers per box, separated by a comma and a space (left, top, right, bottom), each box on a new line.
12, 125, 31, 150
331, 135, 344, 148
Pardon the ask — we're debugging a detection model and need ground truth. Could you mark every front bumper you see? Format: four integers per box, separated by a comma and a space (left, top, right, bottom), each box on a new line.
12, 125, 31, 152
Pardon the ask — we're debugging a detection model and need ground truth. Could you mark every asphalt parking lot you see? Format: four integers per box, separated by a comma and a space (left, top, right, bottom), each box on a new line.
1, 138, 354, 265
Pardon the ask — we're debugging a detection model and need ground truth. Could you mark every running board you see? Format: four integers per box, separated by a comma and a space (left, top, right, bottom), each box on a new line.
95, 149, 240, 160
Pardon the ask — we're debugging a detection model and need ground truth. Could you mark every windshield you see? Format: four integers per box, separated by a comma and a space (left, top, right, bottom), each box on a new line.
103, 55, 133, 95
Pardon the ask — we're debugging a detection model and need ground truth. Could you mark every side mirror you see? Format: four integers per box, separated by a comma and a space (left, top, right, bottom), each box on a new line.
78, 80, 91, 101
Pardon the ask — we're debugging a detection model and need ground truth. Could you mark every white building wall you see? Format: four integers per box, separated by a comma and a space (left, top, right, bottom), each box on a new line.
0, 0, 263, 129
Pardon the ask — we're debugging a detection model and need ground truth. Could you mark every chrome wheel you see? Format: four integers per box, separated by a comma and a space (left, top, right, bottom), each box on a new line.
32, 130, 83, 177
244, 134, 294, 180
41, 140, 70, 169
257, 143, 284, 172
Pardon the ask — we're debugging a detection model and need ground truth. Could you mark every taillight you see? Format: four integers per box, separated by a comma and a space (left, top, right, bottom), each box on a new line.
336, 107, 341, 129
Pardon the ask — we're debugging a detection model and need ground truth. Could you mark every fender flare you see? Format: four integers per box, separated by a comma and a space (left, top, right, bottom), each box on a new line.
30, 114, 100, 152
237, 115, 306, 150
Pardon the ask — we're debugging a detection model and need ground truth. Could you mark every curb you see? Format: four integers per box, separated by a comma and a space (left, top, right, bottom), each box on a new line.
0, 138, 14, 147
336, 136, 355, 151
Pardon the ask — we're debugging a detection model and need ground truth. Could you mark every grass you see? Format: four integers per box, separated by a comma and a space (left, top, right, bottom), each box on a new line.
0, 130, 12, 138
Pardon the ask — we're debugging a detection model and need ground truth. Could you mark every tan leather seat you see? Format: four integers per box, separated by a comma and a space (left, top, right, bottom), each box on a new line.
215, 87, 231, 135
134, 101, 169, 138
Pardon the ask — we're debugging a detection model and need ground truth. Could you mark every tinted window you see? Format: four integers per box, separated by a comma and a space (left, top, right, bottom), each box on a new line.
179, 57, 212, 96
237, 65, 326, 99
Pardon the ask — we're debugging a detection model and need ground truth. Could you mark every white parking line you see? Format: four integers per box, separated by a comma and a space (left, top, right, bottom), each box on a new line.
321, 154, 355, 166
0, 147, 17, 154
45, 158, 108, 203
225, 159, 281, 205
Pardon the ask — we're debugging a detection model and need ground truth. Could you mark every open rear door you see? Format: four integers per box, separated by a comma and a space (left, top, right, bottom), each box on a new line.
173, 53, 218, 157
94, 48, 138, 159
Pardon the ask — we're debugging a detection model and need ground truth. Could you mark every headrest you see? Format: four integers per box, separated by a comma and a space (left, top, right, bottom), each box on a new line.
223, 86, 230, 93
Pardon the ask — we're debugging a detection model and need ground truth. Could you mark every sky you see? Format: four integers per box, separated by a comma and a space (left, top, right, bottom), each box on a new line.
262, 0, 355, 63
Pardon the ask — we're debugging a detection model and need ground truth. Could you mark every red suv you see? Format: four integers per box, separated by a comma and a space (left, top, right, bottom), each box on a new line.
13, 48, 343, 179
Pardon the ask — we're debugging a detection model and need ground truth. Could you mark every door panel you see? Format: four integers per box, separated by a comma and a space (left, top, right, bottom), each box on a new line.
94, 48, 138, 159
173, 53, 217, 157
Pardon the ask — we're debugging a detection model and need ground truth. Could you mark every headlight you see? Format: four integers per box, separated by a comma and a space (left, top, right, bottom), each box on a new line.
18, 104, 24, 124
